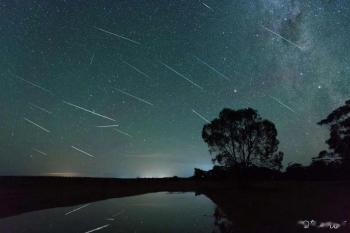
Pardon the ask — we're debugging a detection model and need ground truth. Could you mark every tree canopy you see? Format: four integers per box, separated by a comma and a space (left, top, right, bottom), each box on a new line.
202, 108, 283, 171
318, 99, 350, 165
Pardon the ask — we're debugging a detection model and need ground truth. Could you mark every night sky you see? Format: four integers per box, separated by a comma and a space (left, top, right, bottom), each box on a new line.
1, 0, 350, 177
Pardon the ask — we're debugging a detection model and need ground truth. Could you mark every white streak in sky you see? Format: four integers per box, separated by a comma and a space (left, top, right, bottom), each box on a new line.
10, 71, 53, 95
269, 95, 296, 114
194, 56, 230, 81
32, 148, 47, 156
96, 124, 119, 128
113, 128, 133, 138
23, 118, 50, 133
90, 53, 95, 65
113, 88, 154, 106
84, 225, 110, 233
122, 61, 151, 79
160, 62, 203, 90
65, 204, 90, 215
71, 146, 96, 158
63, 101, 116, 121
200, 2, 213, 11
192, 109, 210, 123
261, 25, 303, 50
29, 103, 52, 114
94, 26, 141, 45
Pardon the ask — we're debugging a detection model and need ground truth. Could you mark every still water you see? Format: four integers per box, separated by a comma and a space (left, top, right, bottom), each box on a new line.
0, 192, 222, 233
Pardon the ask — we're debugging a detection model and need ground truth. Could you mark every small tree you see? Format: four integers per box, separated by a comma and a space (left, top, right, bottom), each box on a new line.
202, 108, 283, 171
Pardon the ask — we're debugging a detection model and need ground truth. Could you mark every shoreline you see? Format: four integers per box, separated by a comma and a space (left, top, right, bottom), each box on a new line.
1, 176, 349, 232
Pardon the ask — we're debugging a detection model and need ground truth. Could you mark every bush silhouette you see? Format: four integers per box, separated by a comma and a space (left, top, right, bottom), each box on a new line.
318, 99, 350, 169
202, 108, 283, 173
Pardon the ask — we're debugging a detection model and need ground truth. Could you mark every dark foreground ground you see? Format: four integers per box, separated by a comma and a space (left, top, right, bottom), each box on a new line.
0, 176, 349, 233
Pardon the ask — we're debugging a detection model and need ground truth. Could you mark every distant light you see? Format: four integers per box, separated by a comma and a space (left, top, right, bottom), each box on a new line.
44, 172, 81, 177
139, 172, 173, 178
318, 85, 322, 89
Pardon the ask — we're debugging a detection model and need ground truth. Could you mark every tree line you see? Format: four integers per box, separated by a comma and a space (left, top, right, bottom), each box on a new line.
194, 100, 350, 181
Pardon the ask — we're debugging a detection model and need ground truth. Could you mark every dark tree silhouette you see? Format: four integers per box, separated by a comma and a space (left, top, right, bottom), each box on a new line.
202, 108, 283, 171
286, 163, 304, 174
193, 168, 207, 179
212, 207, 234, 233
285, 163, 306, 180
318, 99, 350, 166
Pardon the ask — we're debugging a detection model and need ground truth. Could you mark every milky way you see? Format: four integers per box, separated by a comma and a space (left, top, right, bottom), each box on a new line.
0, 0, 349, 177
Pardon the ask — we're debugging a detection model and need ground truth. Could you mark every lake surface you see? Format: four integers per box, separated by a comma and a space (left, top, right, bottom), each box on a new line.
0, 192, 222, 233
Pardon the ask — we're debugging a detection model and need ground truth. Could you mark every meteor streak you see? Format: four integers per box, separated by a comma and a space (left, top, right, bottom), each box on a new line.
113, 128, 133, 138
192, 109, 210, 123
94, 26, 141, 45
96, 124, 119, 128
10, 71, 53, 95
113, 88, 154, 106
63, 101, 116, 121
200, 2, 213, 11
71, 146, 96, 158
160, 62, 203, 90
29, 103, 52, 114
194, 56, 230, 81
23, 118, 50, 133
269, 95, 296, 114
32, 148, 47, 156
261, 25, 303, 50
122, 61, 151, 79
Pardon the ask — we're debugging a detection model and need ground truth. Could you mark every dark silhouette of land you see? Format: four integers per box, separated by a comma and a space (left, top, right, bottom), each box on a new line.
1, 176, 350, 233
2, 103, 350, 232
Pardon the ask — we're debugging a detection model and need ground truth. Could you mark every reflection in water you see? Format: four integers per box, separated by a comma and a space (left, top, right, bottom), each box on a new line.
0, 192, 224, 233
213, 207, 234, 233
